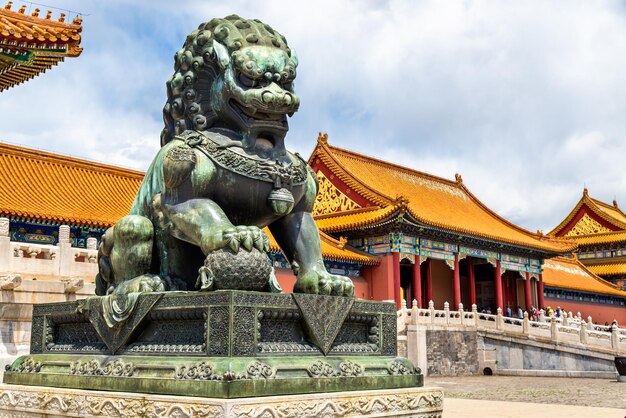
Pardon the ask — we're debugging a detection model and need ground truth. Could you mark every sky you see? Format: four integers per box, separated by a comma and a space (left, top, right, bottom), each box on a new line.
2, 0, 626, 233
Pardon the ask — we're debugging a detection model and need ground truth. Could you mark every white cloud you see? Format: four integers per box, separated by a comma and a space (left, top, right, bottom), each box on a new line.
2, 0, 626, 232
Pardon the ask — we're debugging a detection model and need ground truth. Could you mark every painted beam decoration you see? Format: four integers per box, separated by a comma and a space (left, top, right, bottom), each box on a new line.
418, 238, 455, 261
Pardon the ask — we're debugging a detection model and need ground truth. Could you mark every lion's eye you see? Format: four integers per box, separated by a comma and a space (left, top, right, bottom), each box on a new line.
238, 73, 256, 88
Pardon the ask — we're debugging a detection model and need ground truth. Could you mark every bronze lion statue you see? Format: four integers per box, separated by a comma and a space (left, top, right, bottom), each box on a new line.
96, 15, 354, 298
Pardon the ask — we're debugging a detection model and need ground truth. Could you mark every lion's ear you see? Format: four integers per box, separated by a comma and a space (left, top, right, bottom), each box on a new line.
213, 40, 230, 69
289, 48, 298, 67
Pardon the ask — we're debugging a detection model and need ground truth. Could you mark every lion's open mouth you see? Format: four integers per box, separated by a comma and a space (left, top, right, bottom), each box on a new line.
229, 99, 287, 124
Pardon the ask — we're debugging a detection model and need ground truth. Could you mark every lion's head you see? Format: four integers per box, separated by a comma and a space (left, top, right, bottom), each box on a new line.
161, 15, 300, 154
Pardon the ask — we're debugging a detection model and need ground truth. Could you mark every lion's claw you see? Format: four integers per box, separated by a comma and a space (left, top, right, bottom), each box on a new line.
110, 274, 166, 295
294, 267, 355, 297
222, 226, 269, 253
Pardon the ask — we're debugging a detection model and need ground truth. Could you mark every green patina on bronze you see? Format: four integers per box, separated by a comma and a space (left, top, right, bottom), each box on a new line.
96, 15, 353, 299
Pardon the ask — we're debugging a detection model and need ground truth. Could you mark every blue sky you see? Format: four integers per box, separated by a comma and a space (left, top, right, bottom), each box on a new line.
2, 1, 626, 233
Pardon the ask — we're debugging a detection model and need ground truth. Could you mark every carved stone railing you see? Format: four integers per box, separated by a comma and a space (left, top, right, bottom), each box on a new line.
397, 299, 626, 355
0, 220, 98, 280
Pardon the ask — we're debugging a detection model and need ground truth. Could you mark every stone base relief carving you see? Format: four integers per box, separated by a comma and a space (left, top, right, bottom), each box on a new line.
0, 384, 443, 418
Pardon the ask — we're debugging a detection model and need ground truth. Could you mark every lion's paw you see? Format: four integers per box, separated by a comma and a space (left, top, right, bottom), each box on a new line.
294, 268, 354, 297
222, 226, 270, 253
109, 274, 166, 295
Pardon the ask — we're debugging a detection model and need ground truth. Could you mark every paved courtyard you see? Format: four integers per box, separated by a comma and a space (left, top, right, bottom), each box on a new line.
427, 375, 625, 417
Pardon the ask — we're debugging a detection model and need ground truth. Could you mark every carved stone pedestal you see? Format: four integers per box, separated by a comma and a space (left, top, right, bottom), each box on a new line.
0, 384, 444, 417
4, 291, 422, 397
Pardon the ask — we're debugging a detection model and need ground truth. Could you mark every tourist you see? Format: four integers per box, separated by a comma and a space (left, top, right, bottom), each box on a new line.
506, 305, 512, 317
532, 306, 540, 321
517, 306, 523, 319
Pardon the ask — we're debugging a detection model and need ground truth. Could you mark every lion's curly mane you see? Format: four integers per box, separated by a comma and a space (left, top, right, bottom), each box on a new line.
160, 15, 295, 146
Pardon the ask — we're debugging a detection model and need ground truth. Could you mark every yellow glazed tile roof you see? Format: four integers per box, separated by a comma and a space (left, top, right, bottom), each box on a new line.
315, 206, 400, 233
586, 262, 626, 277
542, 257, 626, 297
590, 197, 626, 224
549, 189, 626, 236
310, 137, 575, 253
0, 3, 83, 91
568, 230, 626, 246
265, 229, 379, 265
0, 142, 377, 265
0, 143, 144, 226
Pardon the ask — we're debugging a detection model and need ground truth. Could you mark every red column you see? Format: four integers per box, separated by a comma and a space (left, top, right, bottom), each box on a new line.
537, 274, 545, 310
453, 254, 461, 308
468, 257, 476, 306
426, 258, 433, 303
412, 255, 422, 307
524, 272, 532, 312
392, 252, 401, 309
494, 260, 503, 310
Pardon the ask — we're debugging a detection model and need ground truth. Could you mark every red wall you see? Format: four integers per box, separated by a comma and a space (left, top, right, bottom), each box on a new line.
430, 260, 454, 309
502, 272, 523, 311
361, 254, 395, 302
274, 267, 370, 300
544, 297, 626, 325
275, 268, 296, 293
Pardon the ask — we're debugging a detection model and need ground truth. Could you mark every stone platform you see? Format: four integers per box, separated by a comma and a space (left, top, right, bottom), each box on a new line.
0, 384, 443, 417
4, 290, 423, 398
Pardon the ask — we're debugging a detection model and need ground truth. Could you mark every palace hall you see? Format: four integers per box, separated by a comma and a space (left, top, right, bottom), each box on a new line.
1, 135, 624, 324
550, 188, 626, 291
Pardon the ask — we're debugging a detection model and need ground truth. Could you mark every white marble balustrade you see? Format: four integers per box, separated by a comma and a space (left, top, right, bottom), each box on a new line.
397, 299, 626, 355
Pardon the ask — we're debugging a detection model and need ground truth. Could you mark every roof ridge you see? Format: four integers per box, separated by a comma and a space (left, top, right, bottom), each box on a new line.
574, 259, 626, 295
590, 196, 626, 219
0, 142, 145, 179
546, 255, 578, 264
590, 196, 615, 208
401, 205, 576, 253
324, 141, 460, 187
548, 195, 585, 236
456, 183, 545, 238
310, 140, 393, 206
584, 193, 626, 228
1, 6, 82, 30
549, 191, 626, 236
